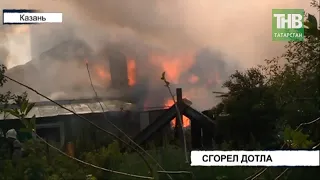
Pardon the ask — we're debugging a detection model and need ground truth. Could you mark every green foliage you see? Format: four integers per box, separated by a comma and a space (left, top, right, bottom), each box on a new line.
6, 94, 36, 132
0, 140, 89, 180
81, 141, 123, 179
311, 0, 320, 11
214, 68, 279, 149
283, 126, 314, 149
0, 139, 124, 180
2, 93, 36, 143
305, 11, 320, 37
86, 174, 97, 180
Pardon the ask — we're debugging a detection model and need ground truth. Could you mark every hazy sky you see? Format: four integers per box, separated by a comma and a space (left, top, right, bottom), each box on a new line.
0, 0, 318, 69
0, 0, 318, 108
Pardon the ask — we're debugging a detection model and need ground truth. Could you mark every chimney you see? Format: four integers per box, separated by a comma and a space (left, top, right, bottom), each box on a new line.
108, 51, 129, 89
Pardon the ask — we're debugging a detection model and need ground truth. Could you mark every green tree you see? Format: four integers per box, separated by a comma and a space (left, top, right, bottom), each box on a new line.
213, 68, 280, 149
263, 7, 320, 144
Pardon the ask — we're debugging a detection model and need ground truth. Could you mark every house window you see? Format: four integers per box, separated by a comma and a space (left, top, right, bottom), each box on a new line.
37, 127, 60, 142
36, 122, 65, 148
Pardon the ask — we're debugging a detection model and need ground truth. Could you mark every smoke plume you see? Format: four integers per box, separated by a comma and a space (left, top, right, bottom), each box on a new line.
0, 0, 318, 110
0, 25, 9, 66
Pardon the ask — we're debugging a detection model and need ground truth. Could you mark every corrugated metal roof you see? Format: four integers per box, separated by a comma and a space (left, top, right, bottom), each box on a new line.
0, 99, 134, 120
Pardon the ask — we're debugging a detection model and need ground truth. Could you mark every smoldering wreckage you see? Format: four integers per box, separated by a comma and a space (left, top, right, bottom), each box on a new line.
0, 33, 230, 153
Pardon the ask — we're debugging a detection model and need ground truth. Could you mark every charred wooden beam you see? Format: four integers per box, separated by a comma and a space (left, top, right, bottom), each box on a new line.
191, 118, 202, 149
201, 110, 215, 149
132, 102, 188, 146
107, 50, 129, 89
183, 107, 216, 127
174, 88, 184, 144
185, 108, 216, 150
126, 96, 216, 152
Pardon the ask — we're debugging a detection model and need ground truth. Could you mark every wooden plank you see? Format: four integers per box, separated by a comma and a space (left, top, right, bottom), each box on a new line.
132, 103, 188, 146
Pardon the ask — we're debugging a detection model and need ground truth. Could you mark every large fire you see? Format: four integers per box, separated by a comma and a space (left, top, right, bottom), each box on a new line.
93, 52, 197, 88
90, 51, 220, 130
150, 52, 195, 83
164, 99, 190, 128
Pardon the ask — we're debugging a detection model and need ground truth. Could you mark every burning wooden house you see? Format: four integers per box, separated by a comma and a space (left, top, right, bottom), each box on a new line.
1, 32, 221, 151
0, 88, 216, 151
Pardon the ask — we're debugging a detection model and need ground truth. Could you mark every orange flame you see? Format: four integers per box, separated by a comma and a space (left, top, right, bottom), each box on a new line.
164, 99, 190, 128
127, 58, 136, 86
95, 66, 111, 81
150, 52, 195, 83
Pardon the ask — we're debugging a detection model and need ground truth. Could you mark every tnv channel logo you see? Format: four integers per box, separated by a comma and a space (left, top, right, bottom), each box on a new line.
272, 9, 304, 41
